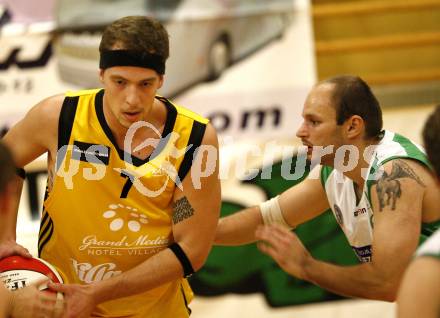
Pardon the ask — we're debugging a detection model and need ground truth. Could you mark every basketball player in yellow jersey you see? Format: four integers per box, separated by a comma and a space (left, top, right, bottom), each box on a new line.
0, 16, 221, 317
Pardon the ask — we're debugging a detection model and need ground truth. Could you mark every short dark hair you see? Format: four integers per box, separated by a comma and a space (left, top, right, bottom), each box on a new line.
423, 105, 440, 178
0, 142, 15, 193
322, 75, 383, 139
99, 16, 169, 61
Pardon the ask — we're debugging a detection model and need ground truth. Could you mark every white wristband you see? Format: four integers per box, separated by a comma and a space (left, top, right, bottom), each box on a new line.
259, 196, 292, 228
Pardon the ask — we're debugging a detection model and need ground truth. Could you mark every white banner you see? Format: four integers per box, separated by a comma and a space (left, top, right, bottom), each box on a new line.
0, 30, 74, 129
176, 86, 309, 139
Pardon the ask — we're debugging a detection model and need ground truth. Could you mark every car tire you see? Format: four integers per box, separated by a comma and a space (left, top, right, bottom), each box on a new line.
207, 36, 230, 81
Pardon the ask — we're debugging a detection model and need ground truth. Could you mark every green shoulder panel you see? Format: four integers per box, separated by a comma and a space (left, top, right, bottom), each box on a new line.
320, 165, 334, 189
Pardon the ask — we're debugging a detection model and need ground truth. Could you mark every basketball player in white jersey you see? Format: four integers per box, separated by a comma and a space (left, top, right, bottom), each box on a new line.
397, 105, 440, 317
215, 75, 440, 301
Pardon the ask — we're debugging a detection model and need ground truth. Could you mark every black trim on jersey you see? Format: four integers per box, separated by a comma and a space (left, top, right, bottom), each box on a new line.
16, 167, 26, 179
38, 211, 54, 257
177, 121, 207, 183
180, 284, 192, 316
58, 95, 79, 151
156, 96, 178, 138
94, 90, 178, 167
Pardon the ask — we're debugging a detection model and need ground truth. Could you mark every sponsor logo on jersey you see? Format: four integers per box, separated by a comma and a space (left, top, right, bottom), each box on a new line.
351, 245, 372, 263
353, 207, 367, 217
71, 259, 121, 283
72, 141, 110, 165
333, 204, 343, 225
102, 203, 148, 232
76, 202, 169, 257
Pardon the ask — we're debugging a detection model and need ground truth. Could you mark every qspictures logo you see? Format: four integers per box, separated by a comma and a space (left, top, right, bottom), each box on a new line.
56, 120, 387, 198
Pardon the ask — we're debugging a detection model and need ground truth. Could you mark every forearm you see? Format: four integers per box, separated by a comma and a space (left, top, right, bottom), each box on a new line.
214, 206, 263, 246
304, 258, 398, 301
2, 208, 19, 241
91, 246, 188, 303
0, 177, 23, 242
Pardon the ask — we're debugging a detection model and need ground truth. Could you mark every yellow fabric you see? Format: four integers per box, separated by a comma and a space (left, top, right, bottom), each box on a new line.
40, 89, 204, 317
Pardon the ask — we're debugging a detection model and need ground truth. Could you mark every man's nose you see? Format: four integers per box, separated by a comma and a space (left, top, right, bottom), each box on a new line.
126, 86, 141, 106
296, 121, 308, 138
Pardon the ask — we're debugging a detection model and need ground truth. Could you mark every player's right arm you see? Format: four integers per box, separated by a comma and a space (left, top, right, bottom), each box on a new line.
214, 166, 330, 245
0, 95, 63, 256
3, 95, 63, 167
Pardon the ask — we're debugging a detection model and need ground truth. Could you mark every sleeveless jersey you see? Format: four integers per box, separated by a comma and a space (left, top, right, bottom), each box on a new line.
320, 130, 434, 263
38, 89, 208, 317
416, 229, 440, 259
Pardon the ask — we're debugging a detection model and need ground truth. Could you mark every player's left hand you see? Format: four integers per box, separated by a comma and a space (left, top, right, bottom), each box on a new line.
255, 224, 311, 280
48, 282, 96, 318
9, 277, 64, 318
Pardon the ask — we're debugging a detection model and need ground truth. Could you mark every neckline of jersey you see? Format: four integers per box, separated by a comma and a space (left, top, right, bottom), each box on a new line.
94, 89, 178, 167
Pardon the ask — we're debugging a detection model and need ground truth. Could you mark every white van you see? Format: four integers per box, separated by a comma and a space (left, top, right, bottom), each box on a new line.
54, 0, 293, 96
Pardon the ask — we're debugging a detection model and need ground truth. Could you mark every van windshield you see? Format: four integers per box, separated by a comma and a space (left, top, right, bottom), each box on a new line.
56, 0, 182, 29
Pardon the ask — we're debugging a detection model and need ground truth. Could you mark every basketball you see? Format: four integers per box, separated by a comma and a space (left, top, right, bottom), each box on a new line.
0, 256, 63, 292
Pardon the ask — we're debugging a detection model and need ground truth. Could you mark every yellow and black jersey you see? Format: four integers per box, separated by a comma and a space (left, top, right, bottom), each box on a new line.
39, 88, 208, 318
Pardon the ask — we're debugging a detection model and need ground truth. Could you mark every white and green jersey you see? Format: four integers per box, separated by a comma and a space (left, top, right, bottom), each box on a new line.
416, 229, 440, 260
320, 130, 432, 263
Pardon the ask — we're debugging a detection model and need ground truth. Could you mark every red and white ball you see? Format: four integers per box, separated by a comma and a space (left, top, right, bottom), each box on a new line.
0, 256, 63, 292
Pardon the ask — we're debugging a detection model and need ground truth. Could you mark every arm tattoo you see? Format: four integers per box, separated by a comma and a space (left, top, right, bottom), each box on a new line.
373, 159, 425, 211
172, 196, 195, 224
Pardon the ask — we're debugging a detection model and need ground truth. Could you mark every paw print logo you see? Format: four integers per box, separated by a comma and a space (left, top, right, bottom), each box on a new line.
103, 204, 148, 232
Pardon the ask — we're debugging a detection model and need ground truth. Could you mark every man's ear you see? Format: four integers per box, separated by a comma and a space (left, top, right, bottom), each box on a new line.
99, 69, 105, 84
157, 74, 164, 89
435, 174, 440, 187
345, 115, 364, 139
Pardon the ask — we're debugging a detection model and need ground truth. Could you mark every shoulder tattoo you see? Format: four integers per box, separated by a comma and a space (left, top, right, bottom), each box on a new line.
172, 196, 195, 224
373, 159, 425, 211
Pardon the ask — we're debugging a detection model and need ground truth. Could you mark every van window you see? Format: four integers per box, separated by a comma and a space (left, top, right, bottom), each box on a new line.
148, 0, 182, 12
57, 0, 147, 28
